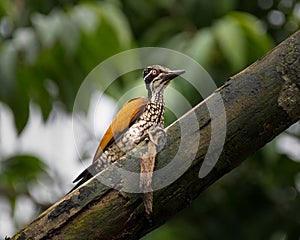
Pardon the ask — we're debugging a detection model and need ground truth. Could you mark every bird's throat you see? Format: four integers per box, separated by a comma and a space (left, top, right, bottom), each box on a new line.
146, 91, 165, 126
148, 89, 164, 104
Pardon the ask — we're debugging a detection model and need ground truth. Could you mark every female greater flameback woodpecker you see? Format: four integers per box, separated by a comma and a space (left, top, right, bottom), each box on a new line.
71, 65, 185, 192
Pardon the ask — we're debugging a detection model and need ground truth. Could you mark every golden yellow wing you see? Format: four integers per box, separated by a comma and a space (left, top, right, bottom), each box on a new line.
70, 97, 148, 192
92, 97, 148, 162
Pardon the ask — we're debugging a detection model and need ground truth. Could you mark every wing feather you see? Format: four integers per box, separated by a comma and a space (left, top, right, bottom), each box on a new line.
70, 97, 148, 193
92, 97, 148, 162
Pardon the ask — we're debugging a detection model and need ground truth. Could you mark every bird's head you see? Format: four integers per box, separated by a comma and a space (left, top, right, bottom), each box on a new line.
143, 65, 185, 98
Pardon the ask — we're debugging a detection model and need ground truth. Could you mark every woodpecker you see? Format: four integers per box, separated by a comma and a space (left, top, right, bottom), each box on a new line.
71, 65, 185, 192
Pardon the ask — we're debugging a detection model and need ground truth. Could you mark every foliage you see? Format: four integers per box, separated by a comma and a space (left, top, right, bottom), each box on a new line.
0, 1, 133, 133
0, 0, 299, 238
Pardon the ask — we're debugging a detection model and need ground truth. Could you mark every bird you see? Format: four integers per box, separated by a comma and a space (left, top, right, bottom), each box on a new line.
70, 65, 185, 192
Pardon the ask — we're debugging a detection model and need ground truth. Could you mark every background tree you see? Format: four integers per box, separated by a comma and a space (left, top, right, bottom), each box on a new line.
0, 0, 299, 239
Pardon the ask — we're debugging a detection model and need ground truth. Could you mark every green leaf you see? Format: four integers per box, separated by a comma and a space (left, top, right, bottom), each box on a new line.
229, 12, 274, 62
69, 4, 100, 34
186, 28, 215, 66
213, 15, 246, 71
0, 155, 48, 188
9, 94, 30, 134
100, 2, 132, 49
141, 18, 180, 46
0, 2, 136, 133
0, 0, 14, 17
0, 42, 17, 101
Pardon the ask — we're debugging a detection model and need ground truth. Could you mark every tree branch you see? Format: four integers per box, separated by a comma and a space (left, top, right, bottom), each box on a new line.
10, 30, 300, 240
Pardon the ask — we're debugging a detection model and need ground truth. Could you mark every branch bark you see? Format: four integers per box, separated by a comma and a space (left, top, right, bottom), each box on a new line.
10, 30, 300, 240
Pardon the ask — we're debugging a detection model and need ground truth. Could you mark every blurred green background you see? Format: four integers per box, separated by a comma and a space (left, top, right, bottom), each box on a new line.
0, 0, 300, 239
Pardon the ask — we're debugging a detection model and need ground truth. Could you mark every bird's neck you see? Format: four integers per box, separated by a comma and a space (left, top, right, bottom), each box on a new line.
148, 90, 164, 106
145, 90, 165, 126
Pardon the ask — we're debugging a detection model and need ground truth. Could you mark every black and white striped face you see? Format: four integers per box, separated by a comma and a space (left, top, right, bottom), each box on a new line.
143, 65, 185, 94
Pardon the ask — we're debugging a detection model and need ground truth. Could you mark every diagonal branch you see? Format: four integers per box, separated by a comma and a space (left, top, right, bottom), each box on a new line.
10, 30, 300, 240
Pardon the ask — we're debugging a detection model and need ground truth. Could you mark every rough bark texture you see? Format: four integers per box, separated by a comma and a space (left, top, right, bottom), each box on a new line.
10, 30, 300, 240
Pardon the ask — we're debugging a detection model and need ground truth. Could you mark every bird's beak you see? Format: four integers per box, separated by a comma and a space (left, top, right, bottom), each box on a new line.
165, 69, 185, 81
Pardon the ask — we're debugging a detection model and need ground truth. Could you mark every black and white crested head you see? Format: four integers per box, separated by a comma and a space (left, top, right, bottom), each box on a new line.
143, 65, 185, 99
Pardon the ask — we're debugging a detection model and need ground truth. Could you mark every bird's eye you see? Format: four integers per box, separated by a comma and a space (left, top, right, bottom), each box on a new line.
152, 69, 158, 75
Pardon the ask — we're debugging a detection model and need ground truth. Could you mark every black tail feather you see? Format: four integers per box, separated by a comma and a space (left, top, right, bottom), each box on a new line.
68, 169, 93, 194
73, 168, 89, 183
68, 158, 109, 194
